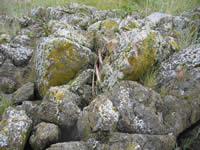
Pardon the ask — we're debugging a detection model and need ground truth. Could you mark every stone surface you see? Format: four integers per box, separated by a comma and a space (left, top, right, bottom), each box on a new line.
0, 107, 32, 150
38, 86, 81, 127
156, 44, 200, 125
95, 132, 176, 150
29, 122, 60, 150
12, 82, 34, 104
16, 101, 41, 125
77, 95, 119, 140
35, 37, 96, 97
46, 142, 87, 150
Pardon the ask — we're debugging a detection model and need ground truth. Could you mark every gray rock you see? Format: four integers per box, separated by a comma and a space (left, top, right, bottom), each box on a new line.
0, 107, 32, 150
105, 81, 166, 135
46, 142, 87, 150
99, 28, 173, 90
29, 122, 60, 150
0, 77, 17, 94
77, 95, 119, 140
12, 82, 34, 104
38, 86, 81, 127
16, 101, 41, 125
156, 44, 200, 131
0, 43, 33, 67
95, 132, 176, 150
67, 69, 94, 105
35, 37, 96, 97
0, 52, 6, 66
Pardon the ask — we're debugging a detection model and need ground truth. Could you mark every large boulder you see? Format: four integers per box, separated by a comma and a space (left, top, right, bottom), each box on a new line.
77, 95, 119, 140
29, 122, 60, 150
38, 86, 81, 127
96, 132, 176, 150
156, 44, 200, 125
97, 28, 174, 91
0, 107, 32, 150
35, 37, 96, 97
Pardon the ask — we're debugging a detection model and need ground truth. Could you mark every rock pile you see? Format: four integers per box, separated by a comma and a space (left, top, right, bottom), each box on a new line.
0, 3, 200, 150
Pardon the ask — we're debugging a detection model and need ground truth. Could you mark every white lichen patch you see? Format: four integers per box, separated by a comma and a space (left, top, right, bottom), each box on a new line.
90, 97, 119, 132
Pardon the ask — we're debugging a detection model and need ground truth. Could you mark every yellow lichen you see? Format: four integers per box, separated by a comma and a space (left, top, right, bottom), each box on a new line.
40, 39, 89, 96
55, 91, 64, 100
102, 20, 119, 30
122, 33, 155, 81
169, 40, 179, 50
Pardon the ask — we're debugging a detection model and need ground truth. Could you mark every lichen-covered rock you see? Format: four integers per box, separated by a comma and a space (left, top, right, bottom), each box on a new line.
100, 28, 173, 90
0, 42, 33, 67
105, 81, 166, 134
94, 132, 176, 150
103, 80, 196, 136
16, 101, 41, 125
46, 142, 88, 150
0, 107, 32, 150
38, 86, 81, 127
35, 37, 96, 96
29, 122, 60, 150
0, 34, 10, 44
66, 69, 94, 105
156, 44, 200, 125
0, 77, 17, 94
12, 82, 34, 104
48, 20, 92, 48
77, 95, 119, 140
0, 52, 6, 66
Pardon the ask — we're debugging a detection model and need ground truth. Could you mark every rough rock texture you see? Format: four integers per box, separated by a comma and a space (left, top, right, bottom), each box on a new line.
16, 101, 41, 125
29, 122, 60, 150
77, 95, 119, 140
93, 132, 176, 150
35, 37, 96, 97
156, 44, 200, 125
0, 107, 32, 150
38, 86, 81, 127
46, 142, 88, 150
0, 3, 200, 150
12, 82, 34, 104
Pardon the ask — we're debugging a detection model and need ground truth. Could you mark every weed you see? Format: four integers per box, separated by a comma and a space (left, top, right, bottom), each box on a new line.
0, 94, 12, 115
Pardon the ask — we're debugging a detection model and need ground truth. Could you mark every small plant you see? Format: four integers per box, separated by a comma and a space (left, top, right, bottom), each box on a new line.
0, 94, 12, 115
139, 68, 156, 89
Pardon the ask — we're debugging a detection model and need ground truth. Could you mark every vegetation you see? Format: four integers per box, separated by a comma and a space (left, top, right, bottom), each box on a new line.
0, 94, 12, 115
1, 0, 199, 17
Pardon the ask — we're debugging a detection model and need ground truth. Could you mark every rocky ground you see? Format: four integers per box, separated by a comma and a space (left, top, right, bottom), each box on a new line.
0, 2, 200, 150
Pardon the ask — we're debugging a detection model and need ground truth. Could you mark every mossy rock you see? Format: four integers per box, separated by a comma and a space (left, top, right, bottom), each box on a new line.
35, 37, 96, 97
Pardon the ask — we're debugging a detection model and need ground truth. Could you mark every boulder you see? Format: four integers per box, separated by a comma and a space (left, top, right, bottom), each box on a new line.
94, 132, 176, 150
0, 107, 32, 150
35, 37, 96, 96
99, 28, 173, 90
77, 95, 119, 140
47, 142, 87, 150
29, 122, 60, 150
16, 101, 41, 125
38, 86, 81, 127
12, 82, 34, 104
156, 44, 200, 125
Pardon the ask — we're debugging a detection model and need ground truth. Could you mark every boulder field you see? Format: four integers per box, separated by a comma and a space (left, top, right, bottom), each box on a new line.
0, 3, 200, 150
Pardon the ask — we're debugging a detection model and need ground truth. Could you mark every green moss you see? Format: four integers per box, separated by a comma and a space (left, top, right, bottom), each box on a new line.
184, 95, 189, 100
101, 20, 119, 30
121, 33, 155, 81
40, 40, 89, 96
